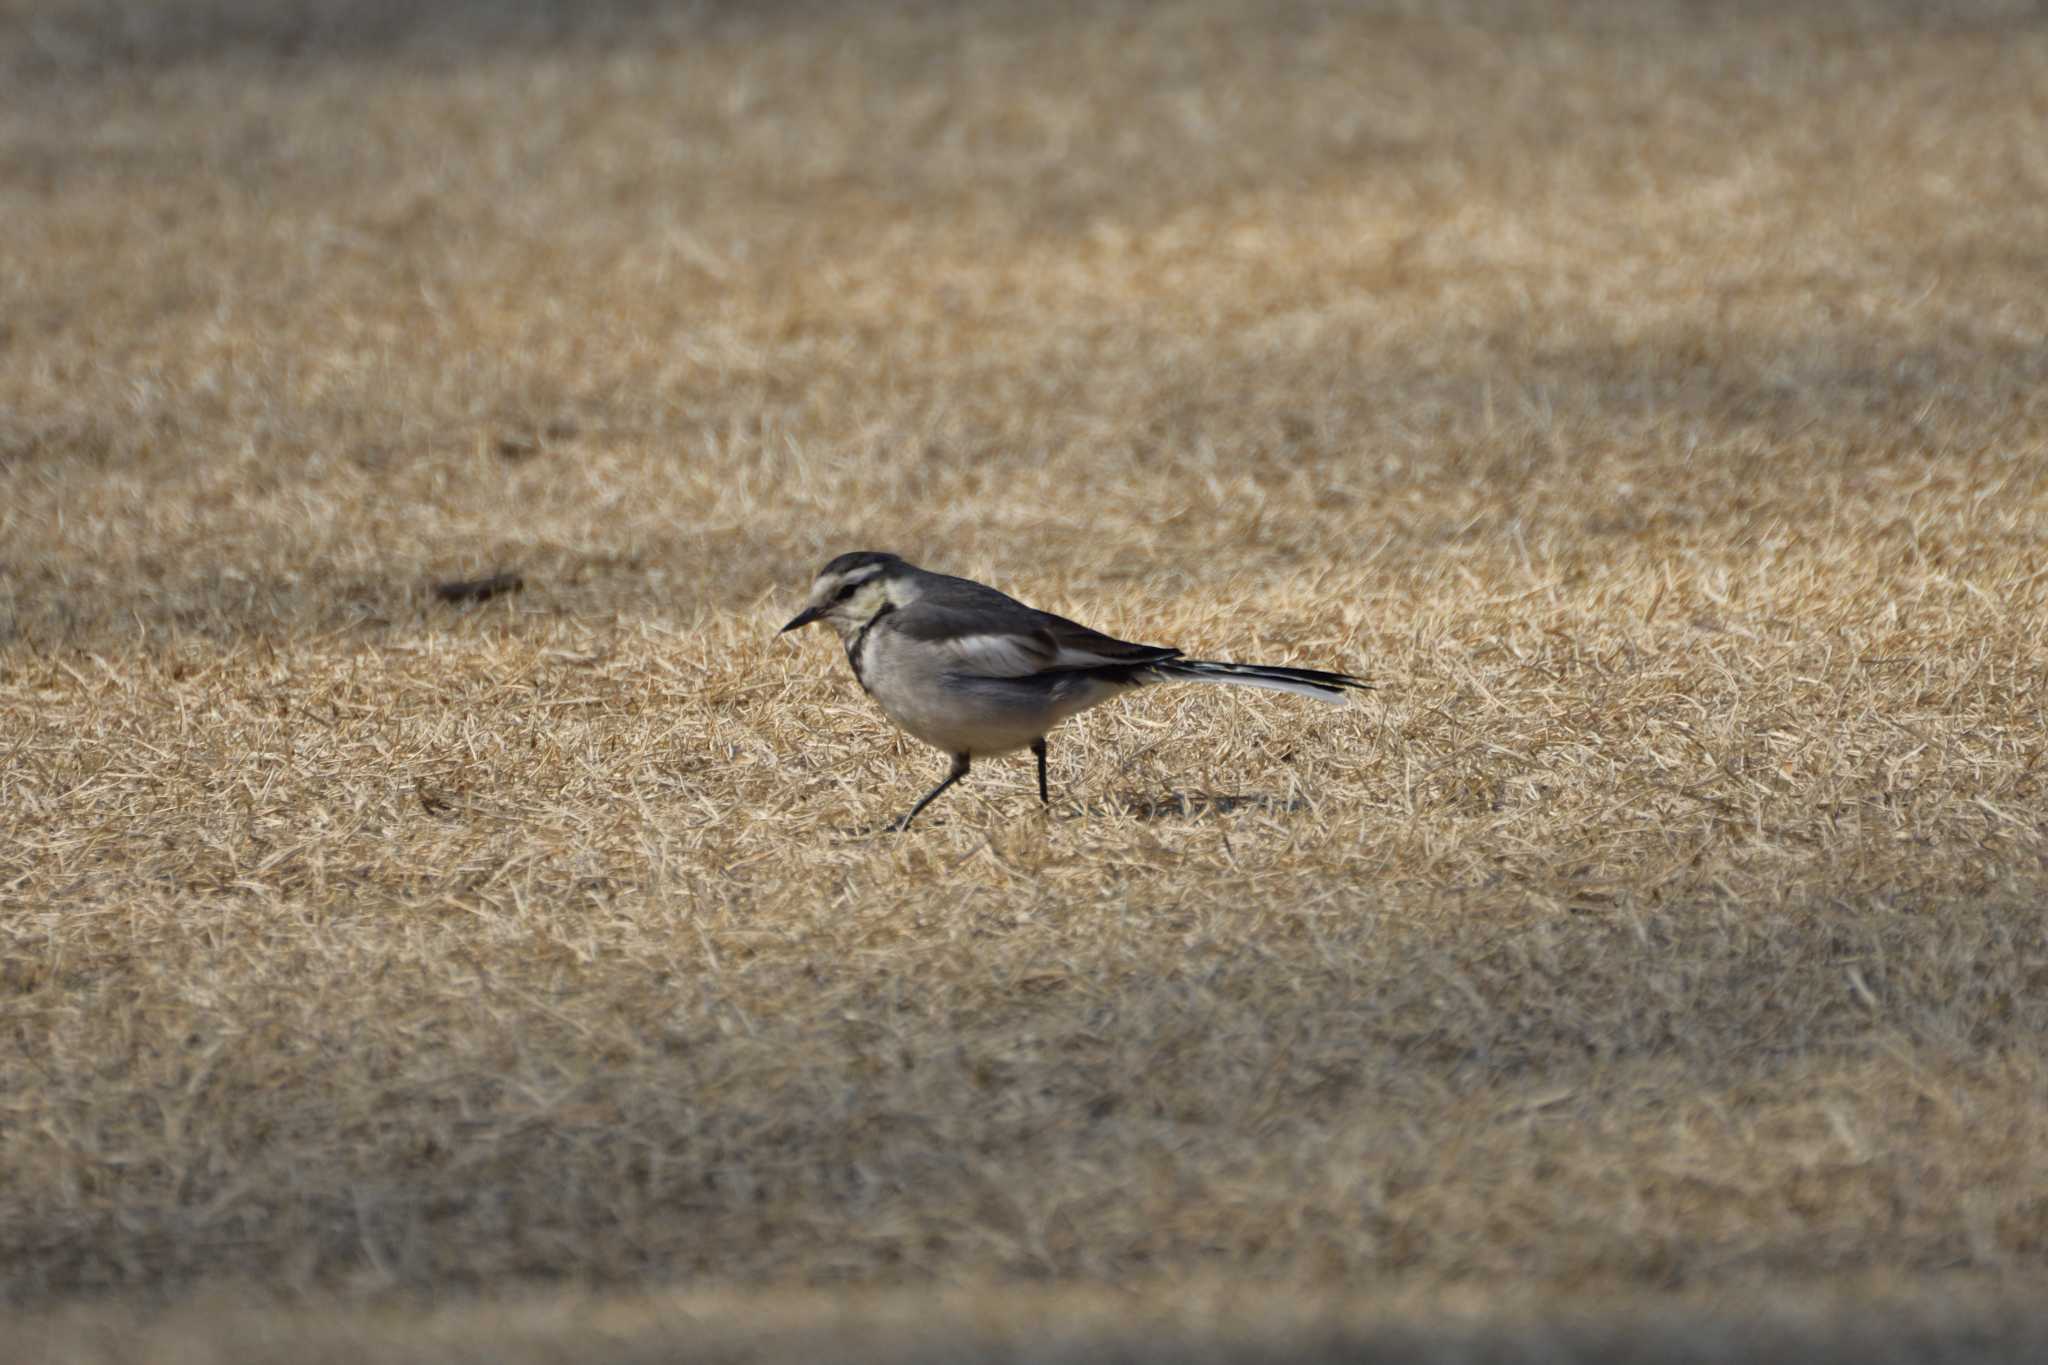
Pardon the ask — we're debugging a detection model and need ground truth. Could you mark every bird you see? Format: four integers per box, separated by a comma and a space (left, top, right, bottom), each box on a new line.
778, 551, 1369, 830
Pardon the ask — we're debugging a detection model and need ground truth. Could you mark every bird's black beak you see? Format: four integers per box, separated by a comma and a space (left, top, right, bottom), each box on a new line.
780, 604, 825, 634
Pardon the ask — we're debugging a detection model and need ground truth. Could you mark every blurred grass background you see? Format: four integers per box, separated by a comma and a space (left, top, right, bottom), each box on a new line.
4, 1, 2048, 1359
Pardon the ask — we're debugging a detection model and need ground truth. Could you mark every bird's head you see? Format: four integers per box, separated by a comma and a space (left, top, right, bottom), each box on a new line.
780, 551, 914, 640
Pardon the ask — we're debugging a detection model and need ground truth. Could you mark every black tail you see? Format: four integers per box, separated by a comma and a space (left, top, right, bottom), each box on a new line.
1146, 658, 1370, 703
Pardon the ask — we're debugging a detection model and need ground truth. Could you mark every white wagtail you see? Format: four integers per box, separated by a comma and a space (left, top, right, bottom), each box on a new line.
780, 552, 1369, 830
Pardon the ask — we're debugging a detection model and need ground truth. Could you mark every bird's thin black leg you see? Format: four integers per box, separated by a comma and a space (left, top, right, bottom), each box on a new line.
1031, 737, 1049, 805
897, 752, 971, 832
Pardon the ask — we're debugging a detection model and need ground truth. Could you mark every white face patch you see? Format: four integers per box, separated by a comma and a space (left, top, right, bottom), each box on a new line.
804, 571, 901, 639
842, 578, 892, 621
808, 563, 888, 611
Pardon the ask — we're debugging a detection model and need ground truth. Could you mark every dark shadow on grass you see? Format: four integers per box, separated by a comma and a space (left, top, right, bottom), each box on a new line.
7, 0, 1247, 84
13, 0, 2045, 83
1094, 790, 1312, 820
7, 0, 705, 81
823, 790, 1309, 838
30, 1291, 2048, 1365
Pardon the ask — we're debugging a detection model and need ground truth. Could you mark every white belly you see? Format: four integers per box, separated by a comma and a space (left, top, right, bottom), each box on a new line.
857, 630, 1126, 757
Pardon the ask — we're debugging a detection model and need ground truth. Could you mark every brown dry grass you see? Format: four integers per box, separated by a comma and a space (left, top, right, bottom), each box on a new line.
6, 0, 2048, 1358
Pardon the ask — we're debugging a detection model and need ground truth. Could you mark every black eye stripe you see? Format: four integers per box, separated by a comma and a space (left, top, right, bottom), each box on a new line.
833, 581, 859, 602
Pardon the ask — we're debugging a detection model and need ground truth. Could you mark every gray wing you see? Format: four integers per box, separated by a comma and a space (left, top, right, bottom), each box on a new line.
899, 573, 1181, 678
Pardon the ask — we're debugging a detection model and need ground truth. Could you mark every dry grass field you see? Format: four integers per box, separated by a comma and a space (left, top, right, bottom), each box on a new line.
6, 0, 2048, 1357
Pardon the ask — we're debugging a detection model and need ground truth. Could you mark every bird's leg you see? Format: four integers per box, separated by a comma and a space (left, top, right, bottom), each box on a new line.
1030, 737, 1049, 805
897, 752, 971, 832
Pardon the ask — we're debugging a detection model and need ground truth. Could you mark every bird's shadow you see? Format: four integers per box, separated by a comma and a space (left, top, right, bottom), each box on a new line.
829, 790, 1308, 839
1088, 791, 1311, 821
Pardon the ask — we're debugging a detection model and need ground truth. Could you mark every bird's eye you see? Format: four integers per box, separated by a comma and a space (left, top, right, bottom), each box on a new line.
832, 582, 859, 603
